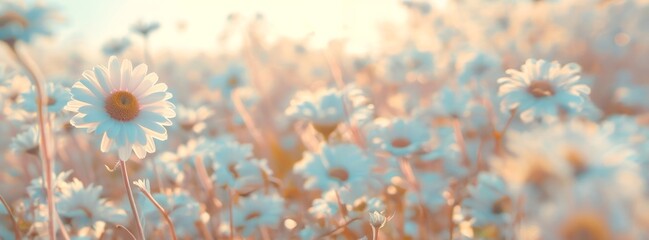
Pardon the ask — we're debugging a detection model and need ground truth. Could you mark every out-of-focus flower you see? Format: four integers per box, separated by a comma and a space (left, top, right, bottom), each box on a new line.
10, 125, 39, 155
455, 50, 502, 84
131, 20, 160, 36
286, 86, 374, 138
228, 193, 284, 237
56, 179, 127, 229
493, 120, 640, 202
463, 173, 512, 228
0, 2, 57, 43
102, 37, 131, 56
498, 59, 591, 123
365, 118, 430, 157
386, 48, 434, 82
426, 87, 473, 118
209, 63, 248, 99
66, 56, 176, 161
210, 140, 254, 188
293, 143, 372, 191
174, 104, 213, 134
19, 82, 70, 114
26, 171, 74, 204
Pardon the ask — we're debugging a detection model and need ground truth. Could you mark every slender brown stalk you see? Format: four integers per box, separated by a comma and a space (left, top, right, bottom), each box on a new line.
8, 41, 56, 240
0, 194, 21, 239
228, 187, 235, 240
231, 89, 270, 158
195, 221, 214, 240
120, 161, 146, 240
451, 118, 470, 167
133, 182, 178, 240
316, 217, 360, 239
116, 225, 137, 240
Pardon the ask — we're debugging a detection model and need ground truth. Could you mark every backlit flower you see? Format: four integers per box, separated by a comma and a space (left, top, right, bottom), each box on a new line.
19, 82, 70, 114
498, 59, 591, 123
66, 56, 176, 161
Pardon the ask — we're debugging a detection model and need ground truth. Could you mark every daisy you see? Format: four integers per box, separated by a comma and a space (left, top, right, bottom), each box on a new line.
497, 59, 591, 123
209, 140, 254, 188
10, 125, 39, 155
456, 50, 501, 84
286, 86, 374, 138
19, 82, 70, 114
209, 63, 248, 99
56, 179, 127, 229
65, 56, 176, 161
462, 173, 512, 228
131, 20, 160, 37
174, 104, 213, 134
293, 143, 372, 191
0, 2, 57, 43
102, 37, 131, 56
228, 193, 284, 237
386, 48, 434, 82
365, 118, 430, 157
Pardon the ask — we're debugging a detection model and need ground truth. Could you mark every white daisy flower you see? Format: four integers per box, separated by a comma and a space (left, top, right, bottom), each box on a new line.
19, 82, 70, 114
497, 59, 591, 123
66, 56, 176, 161
10, 125, 39, 155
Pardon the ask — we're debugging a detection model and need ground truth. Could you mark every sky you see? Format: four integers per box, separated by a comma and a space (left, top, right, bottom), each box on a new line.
49, 0, 408, 55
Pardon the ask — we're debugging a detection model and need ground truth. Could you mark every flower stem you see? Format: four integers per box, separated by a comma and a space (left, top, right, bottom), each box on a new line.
120, 160, 146, 240
228, 187, 235, 240
7, 41, 56, 240
0, 193, 21, 240
371, 227, 379, 240
133, 182, 177, 240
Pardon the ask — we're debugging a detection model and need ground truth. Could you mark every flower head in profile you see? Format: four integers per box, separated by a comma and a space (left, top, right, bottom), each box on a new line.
0, 2, 58, 43
66, 56, 176, 161
286, 86, 374, 137
10, 125, 39, 155
498, 59, 591, 123
131, 20, 160, 37
19, 82, 70, 114
102, 37, 131, 56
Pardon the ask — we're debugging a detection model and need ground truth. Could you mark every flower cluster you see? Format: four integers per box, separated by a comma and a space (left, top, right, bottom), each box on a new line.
1, 0, 649, 239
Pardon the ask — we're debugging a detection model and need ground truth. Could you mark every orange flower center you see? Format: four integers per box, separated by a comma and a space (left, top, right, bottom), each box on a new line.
105, 91, 140, 121
528, 81, 555, 98
391, 137, 411, 148
328, 167, 349, 182
46, 97, 56, 106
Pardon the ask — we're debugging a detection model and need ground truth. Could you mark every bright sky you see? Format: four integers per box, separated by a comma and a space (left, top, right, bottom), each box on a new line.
50, 0, 407, 55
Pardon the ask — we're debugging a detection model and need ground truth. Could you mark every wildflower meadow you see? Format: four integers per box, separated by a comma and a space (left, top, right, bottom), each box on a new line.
1, 0, 649, 239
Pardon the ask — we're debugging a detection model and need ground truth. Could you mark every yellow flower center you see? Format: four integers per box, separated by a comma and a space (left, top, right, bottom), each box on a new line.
528, 80, 555, 98
105, 91, 140, 121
